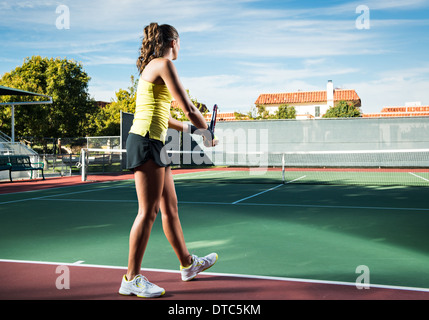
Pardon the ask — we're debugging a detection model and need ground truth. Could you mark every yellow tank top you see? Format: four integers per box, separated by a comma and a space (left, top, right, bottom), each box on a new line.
129, 79, 172, 143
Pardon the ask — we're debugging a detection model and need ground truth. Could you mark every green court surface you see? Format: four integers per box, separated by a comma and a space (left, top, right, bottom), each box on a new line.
1, 171, 429, 290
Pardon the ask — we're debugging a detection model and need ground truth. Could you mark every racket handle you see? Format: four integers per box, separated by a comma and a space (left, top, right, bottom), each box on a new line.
188, 124, 198, 134
188, 124, 212, 137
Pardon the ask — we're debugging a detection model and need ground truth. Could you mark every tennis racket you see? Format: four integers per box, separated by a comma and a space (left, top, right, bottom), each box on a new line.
209, 104, 218, 133
204, 104, 218, 147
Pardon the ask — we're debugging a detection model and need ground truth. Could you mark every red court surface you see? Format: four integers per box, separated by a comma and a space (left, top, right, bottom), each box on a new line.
0, 169, 210, 194
1, 261, 429, 300
0, 174, 134, 194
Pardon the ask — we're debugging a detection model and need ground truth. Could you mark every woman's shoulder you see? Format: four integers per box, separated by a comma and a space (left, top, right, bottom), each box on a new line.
146, 58, 176, 76
142, 58, 176, 85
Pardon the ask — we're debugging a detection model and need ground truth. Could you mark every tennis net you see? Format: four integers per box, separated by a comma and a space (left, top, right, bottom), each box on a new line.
81, 148, 429, 186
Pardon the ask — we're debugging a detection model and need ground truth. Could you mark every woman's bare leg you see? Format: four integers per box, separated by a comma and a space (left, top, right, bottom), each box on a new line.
126, 160, 165, 280
160, 166, 192, 267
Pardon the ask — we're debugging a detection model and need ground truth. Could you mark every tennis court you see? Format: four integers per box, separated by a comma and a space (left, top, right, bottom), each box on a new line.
1, 165, 429, 300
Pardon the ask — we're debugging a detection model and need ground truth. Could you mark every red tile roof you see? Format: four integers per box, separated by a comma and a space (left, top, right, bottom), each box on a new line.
204, 112, 245, 122
255, 90, 361, 105
362, 113, 429, 118
381, 106, 429, 113
362, 106, 429, 118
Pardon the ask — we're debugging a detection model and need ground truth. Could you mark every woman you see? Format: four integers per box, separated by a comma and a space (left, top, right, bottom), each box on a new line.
118, 23, 218, 298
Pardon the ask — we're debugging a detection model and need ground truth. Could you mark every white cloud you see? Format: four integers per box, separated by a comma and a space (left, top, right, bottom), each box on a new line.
346, 68, 429, 113
360, 0, 429, 11
81, 55, 135, 67
287, 0, 429, 17
237, 61, 359, 85
88, 76, 135, 102
1, 0, 428, 112
181, 75, 249, 111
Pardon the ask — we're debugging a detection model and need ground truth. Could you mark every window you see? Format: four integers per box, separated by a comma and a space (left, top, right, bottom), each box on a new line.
315, 106, 320, 117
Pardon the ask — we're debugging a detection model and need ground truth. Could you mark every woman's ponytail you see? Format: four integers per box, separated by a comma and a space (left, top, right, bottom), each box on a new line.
137, 23, 179, 75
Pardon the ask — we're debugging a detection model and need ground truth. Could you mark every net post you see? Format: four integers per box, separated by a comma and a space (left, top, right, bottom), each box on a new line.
282, 153, 285, 184
81, 149, 87, 182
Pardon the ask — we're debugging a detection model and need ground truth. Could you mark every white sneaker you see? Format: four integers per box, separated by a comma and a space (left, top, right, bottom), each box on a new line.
181, 253, 218, 281
118, 274, 165, 298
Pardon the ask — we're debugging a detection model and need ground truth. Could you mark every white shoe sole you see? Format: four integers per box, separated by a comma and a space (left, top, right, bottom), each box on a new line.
182, 253, 218, 281
118, 288, 166, 298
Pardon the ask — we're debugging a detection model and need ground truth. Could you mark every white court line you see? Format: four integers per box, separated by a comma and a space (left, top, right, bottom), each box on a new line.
174, 171, 227, 179
232, 184, 284, 204
1, 258, 429, 294
31, 198, 429, 211
409, 172, 429, 182
231, 175, 306, 204
33, 198, 135, 203
0, 184, 129, 205
0, 178, 134, 197
239, 202, 429, 212
285, 175, 307, 184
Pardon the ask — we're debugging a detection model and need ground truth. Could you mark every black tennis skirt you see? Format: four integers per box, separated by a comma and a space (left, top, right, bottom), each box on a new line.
126, 132, 170, 170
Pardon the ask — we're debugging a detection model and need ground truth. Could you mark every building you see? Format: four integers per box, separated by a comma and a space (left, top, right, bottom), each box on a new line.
254, 80, 361, 119
204, 112, 242, 122
96, 101, 110, 108
362, 102, 429, 118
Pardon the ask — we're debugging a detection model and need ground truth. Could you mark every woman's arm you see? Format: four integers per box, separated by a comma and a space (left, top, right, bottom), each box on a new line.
168, 114, 189, 132
160, 59, 208, 130
168, 114, 217, 147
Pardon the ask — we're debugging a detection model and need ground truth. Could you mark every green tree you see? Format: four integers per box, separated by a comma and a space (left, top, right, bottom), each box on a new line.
234, 112, 248, 120
248, 104, 296, 120
0, 56, 97, 138
170, 89, 207, 121
275, 104, 296, 119
323, 100, 361, 118
93, 76, 138, 136
248, 104, 270, 119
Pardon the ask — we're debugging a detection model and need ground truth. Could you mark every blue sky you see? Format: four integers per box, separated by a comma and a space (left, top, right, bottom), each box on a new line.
1, 0, 428, 114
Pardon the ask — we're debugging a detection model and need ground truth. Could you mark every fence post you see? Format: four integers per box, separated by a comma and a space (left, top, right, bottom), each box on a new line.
81, 149, 86, 182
